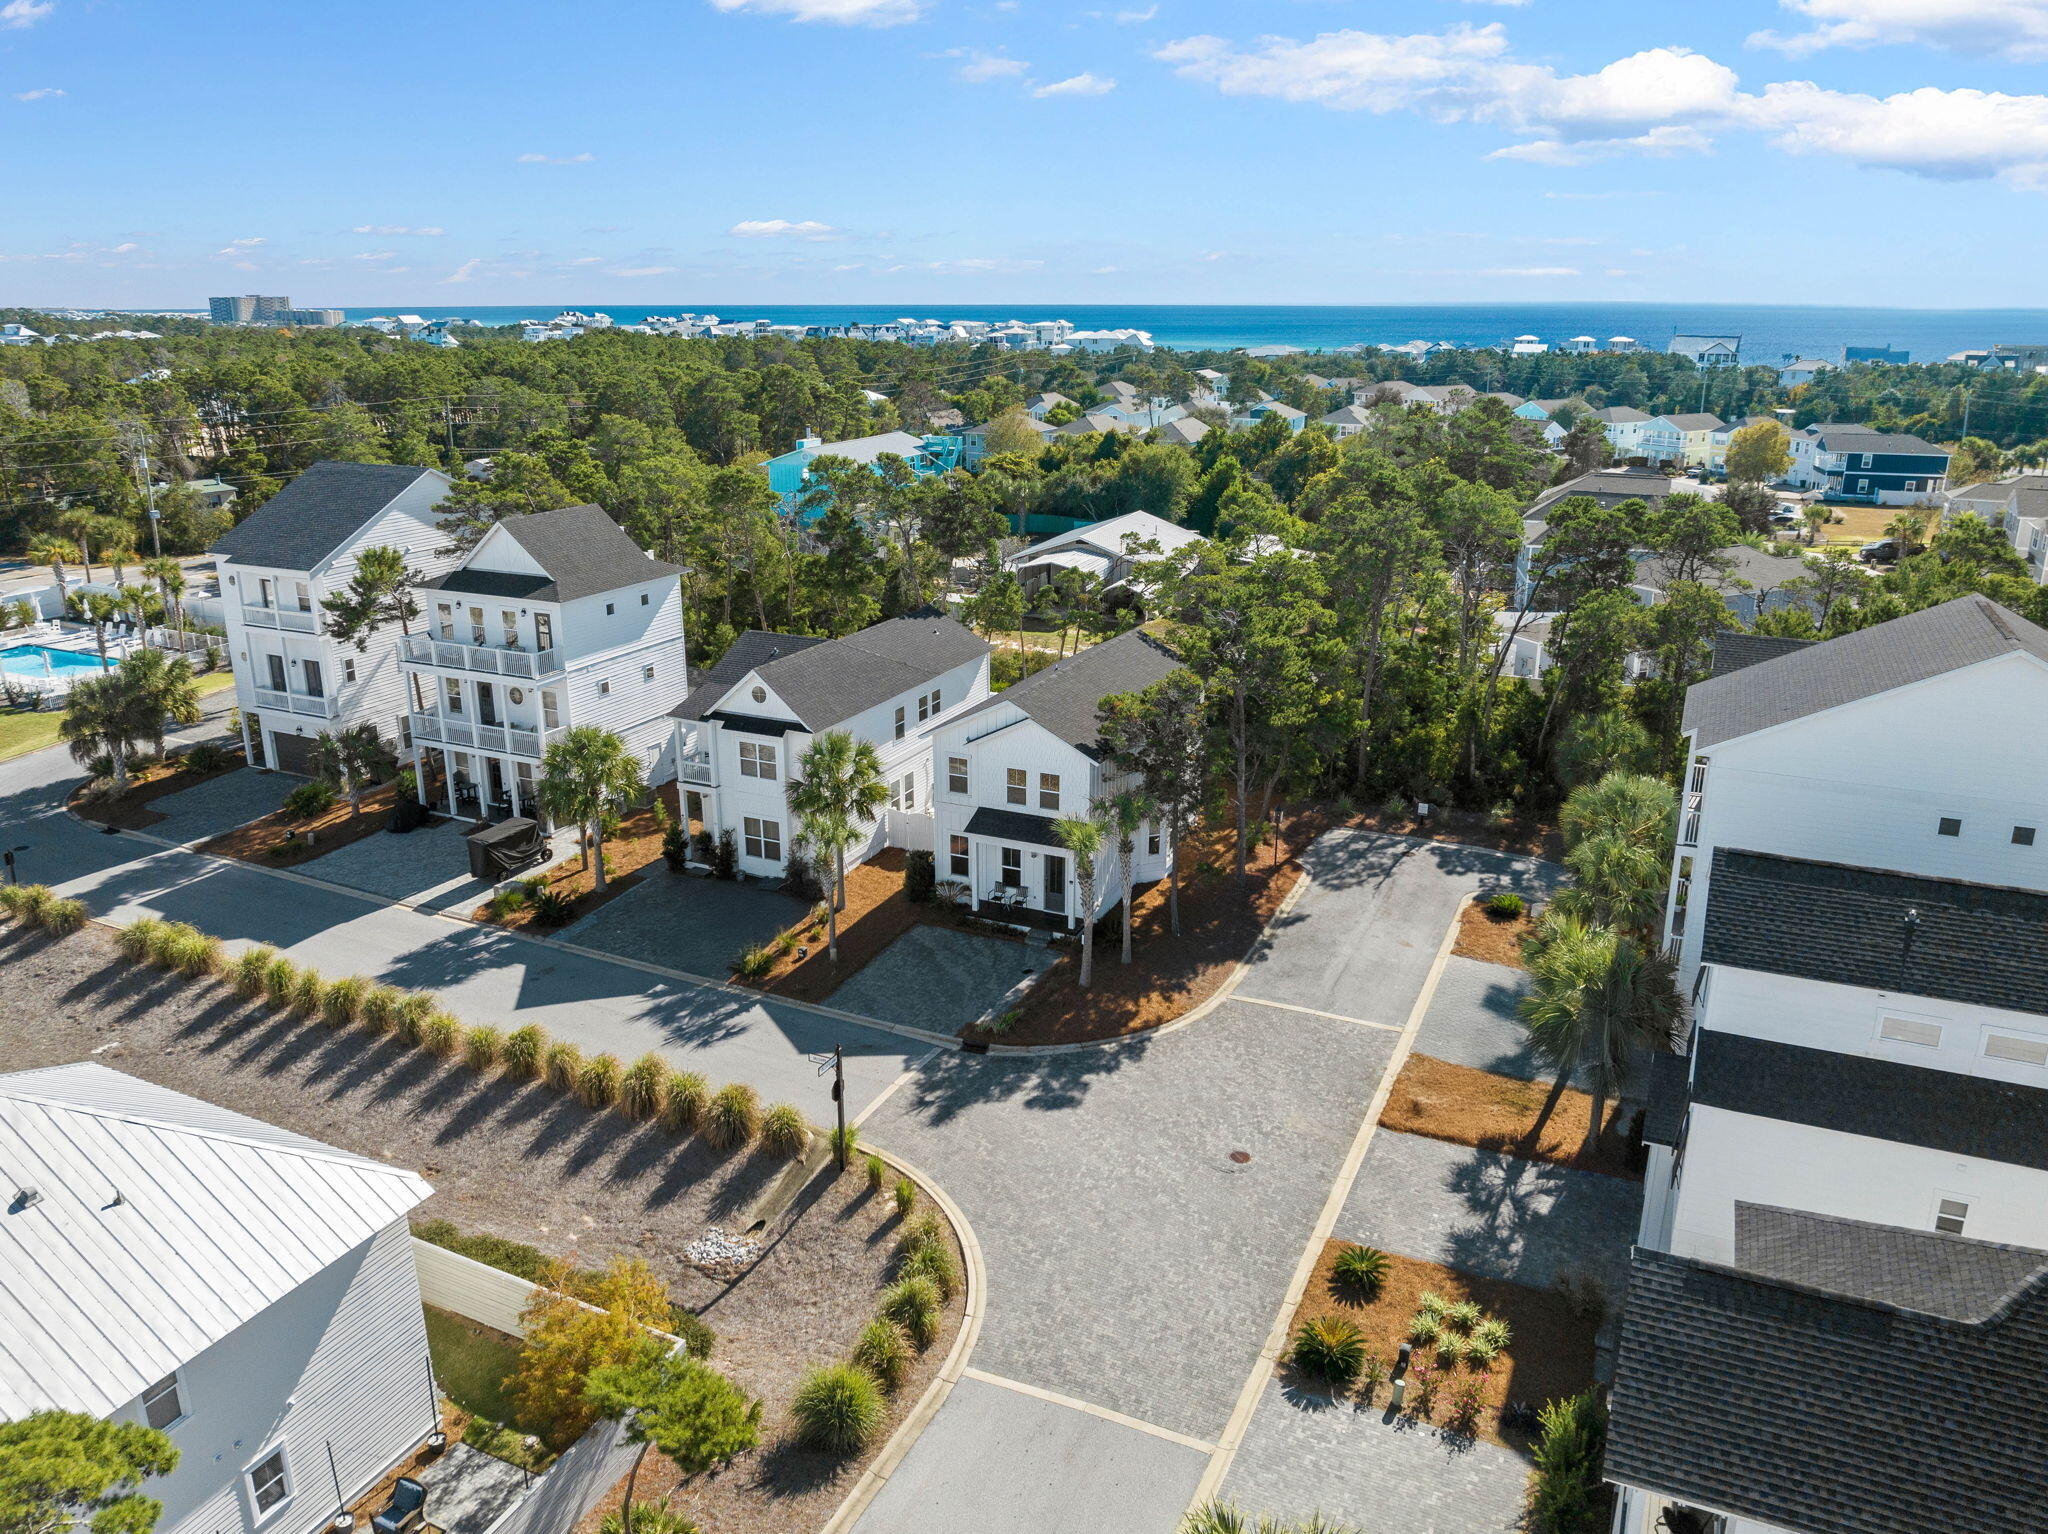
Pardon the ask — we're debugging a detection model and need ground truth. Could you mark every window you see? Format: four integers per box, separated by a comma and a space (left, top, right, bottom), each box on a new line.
501, 611, 519, 646
1860, 453, 1873, 469
541, 690, 560, 730
141, 1372, 184, 1431
1000, 846, 1023, 886
2015, 826, 2037, 846
293, 582, 311, 613
642, 664, 655, 683
245, 1447, 291, 1517
301, 659, 323, 698
605, 602, 616, 616
1039, 772, 1060, 811
1985, 1032, 2048, 1066
929, 687, 942, 717
894, 705, 906, 741
266, 653, 288, 692
739, 740, 778, 780
917, 691, 931, 723
948, 755, 968, 795
436, 601, 454, 639
1934, 1196, 1970, 1236
743, 816, 782, 862
1938, 816, 1962, 837
1857, 478, 1870, 494
444, 677, 463, 715
343, 658, 356, 683
1903, 480, 1918, 492
950, 834, 970, 878
257, 577, 274, 609
535, 613, 553, 651
1148, 828, 1161, 856
1879, 1015, 1944, 1049
640, 592, 649, 605
891, 773, 916, 811
599, 679, 611, 695
1006, 768, 1027, 805
468, 606, 486, 644
751, 685, 767, 704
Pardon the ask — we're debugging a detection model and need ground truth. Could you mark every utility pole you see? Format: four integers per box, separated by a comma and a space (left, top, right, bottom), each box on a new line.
128, 419, 163, 558
1961, 386, 1972, 441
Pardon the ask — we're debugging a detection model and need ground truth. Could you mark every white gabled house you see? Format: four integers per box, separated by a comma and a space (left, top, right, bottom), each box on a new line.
401, 504, 687, 820
211, 462, 458, 776
669, 615, 991, 881
928, 629, 1182, 927
1004, 510, 1207, 608
0, 1063, 436, 1534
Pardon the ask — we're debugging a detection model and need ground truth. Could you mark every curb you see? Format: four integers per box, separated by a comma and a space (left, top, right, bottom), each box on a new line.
816, 1143, 987, 1534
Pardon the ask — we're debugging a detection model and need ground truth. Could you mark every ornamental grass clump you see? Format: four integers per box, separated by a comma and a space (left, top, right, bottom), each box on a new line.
898, 1212, 947, 1262
39, 896, 87, 934
619, 1053, 668, 1120
577, 1052, 623, 1107
262, 954, 299, 1004
1331, 1243, 1390, 1299
850, 1318, 911, 1393
502, 1024, 548, 1079
661, 1068, 709, 1132
791, 1363, 884, 1453
165, 923, 224, 978
879, 1275, 942, 1351
118, 917, 170, 963
1288, 1316, 1366, 1387
864, 1152, 887, 1191
462, 1024, 505, 1070
359, 983, 404, 1033
543, 1040, 584, 1092
288, 968, 328, 1018
703, 1083, 760, 1150
891, 1176, 917, 1219
830, 1123, 859, 1162
231, 945, 275, 997
323, 975, 370, 1026
898, 1241, 958, 1303
391, 992, 436, 1043
0, 883, 41, 922
418, 1011, 462, 1058
760, 1103, 810, 1158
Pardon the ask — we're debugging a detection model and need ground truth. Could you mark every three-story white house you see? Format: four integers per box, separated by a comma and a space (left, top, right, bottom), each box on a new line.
401, 503, 686, 820
0, 1063, 437, 1534
668, 615, 991, 881
210, 462, 457, 775
928, 629, 1182, 927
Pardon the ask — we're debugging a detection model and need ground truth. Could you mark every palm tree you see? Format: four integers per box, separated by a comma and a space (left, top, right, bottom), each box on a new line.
536, 727, 646, 892
67, 591, 122, 670
309, 724, 397, 819
57, 510, 124, 584
60, 672, 155, 790
1559, 771, 1675, 854
1054, 809, 1108, 989
1550, 710, 1654, 791
26, 536, 78, 610
115, 583, 161, 648
1553, 771, 1677, 942
1106, 789, 1149, 965
118, 648, 202, 758
787, 731, 889, 962
142, 556, 186, 651
1517, 917, 1680, 1158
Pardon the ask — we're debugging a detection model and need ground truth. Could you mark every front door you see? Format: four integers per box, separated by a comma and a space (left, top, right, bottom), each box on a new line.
1043, 853, 1067, 914
485, 757, 507, 810
477, 681, 499, 727
301, 658, 323, 698
535, 613, 554, 652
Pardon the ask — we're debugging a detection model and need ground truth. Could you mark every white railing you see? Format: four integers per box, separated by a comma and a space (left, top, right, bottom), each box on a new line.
240, 604, 277, 629
241, 604, 316, 633
252, 686, 336, 720
678, 750, 714, 785
401, 630, 561, 678
411, 710, 557, 759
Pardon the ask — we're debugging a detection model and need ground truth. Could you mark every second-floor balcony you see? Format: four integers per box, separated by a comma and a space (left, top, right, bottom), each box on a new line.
677, 750, 714, 786
241, 603, 319, 634
401, 631, 562, 680
250, 685, 338, 720
410, 708, 562, 761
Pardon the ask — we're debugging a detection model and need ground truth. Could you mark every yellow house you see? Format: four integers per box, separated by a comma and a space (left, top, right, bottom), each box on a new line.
1665, 413, 1729, 471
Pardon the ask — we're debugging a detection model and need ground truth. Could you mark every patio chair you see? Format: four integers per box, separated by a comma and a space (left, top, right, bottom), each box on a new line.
372, 1477, 426, 1534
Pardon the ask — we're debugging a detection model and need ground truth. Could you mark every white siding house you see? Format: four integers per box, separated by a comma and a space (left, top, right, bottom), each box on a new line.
1004, 511, 1206, 606
928, 629, 1182, 927
0, 1064, 436, 1534
401, 504, 687, 820
209, 462, 458, 776
669, 615, 991, 881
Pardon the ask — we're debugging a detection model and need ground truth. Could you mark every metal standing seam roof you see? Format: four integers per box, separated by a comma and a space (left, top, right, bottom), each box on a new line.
207, 461, 449, 571
0, 1063, 432, 1418
950, 628, 1185, 759
1682, 593, 2048, 747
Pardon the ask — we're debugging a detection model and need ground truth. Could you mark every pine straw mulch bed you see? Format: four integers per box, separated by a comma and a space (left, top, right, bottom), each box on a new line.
1349, 805, 1562, 863
1380, 1053, 1642, 1181
1284, 1242, 1599, 1452
738, 849, 985, 1005
0, 921, 964, 1534
71, 747, 246, 831
1451, 901, 1539, 968
196, 779, 416, 867
479, 784, 680, 931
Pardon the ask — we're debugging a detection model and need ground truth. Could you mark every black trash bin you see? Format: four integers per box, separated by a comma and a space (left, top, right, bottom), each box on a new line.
466, 817, 545, 882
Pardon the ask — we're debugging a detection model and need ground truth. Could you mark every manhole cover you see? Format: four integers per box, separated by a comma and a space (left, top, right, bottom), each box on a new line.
1229, 1150, 1252, 1165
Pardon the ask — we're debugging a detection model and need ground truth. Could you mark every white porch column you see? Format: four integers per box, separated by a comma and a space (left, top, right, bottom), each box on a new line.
506, 758, 522, 819
442, 748, 460, 818
239, 707, 260, 770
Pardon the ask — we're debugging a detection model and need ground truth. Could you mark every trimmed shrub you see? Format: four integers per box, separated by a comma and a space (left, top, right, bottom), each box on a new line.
668, 1308, 714, 1359
851, 1318, 911, 1393
1289, 1316, 1366, 1386
660, 1068, 709, 1132
39, 897, 87, 935
181, 742, 229, 774
703, 1082, 760, 1149
864, 1151, 887, 1191
502, 1024, 548, 1079
1331, 1243, 1390, 1299
879, 1276, 942, 1350
891, 1176, 917, 1219
463, 1024, 505, 1070
760, 1103, 809, 1158
1486, 891, 1526, 919
288, 968, 328, 1018
418, 1011, 462, 1057
360, 983, 404, 1032
712, 827, 737, 880
323, 975, 370, 1025
898, 1242, 959, 1303
576, 1053, 623, 1107
619, 1053, 669, 1120
231, 945, 275, 997
791, 1363, 884, 1453
282, 780, 336, 820
903, 847, 935, 904
543, 1040, 584, 1092
118, 917, 170, 963
1530, 1390, 1608, 1534
391, 992, 436, 1043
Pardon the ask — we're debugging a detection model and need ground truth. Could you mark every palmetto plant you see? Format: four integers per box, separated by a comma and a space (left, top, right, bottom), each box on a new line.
26, 536, 78, 607
143, 556, 186, 648
309, 723, 397, 819
536, 727, 646, 892
786, 730, 889, 963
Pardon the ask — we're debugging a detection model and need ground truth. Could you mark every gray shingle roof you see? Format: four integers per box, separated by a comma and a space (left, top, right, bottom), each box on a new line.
1683, 593, 2048, 746
1642, 1050, 1691, 1147
723, 614, 988, 732
1804, 423, 1950, 457
1701, 847, 2048, 1017
964, 806, 1068, 849
495, 504, 683, 601
1607, 1237, 2048, 1534
1660, 412, 1724, 431
1632, 545, 1807, 597
1734, 1204, 2048, 1322
1527, 467, 1677, 518
1707, 630, 1819, 678
670, 630, 826, 722
1947, 474, 2048, 521
1691, 1026, 2048, 1171
952, 629, 1184, 759
208, 462, 447, 571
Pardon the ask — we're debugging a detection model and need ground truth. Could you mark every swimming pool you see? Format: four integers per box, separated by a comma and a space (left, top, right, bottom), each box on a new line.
1, 644, 113, 678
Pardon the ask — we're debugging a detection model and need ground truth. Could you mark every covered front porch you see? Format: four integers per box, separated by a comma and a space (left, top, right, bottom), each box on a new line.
419, 741, 543, 826
958, 806, 1082, 930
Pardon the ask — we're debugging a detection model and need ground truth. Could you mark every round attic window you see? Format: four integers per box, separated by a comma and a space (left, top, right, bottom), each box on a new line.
509, 688, 525, 704
751, 685, 767, 704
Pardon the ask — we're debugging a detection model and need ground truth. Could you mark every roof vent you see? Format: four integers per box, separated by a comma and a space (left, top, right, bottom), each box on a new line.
10, 1187, 43, 1213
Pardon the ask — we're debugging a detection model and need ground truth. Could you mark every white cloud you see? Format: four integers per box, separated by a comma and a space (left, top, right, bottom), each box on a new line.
1114, 5, 1157, 21
729, 218, 842, 239
1750, 0, 2048, 60
352, 224, 445, 235
351, 250, 399, 261
441, 258, 483, 284
109, 241, 137, 253
1478, 266, 1580, 276
1158, 22, 2048, 187
516, 151, 595, 164
612, 265, 677, 277
944, 47, 1030, 81
225, 236, 267, 247
12, 86, 62, 100
1093, 264, 1120, 273
1033, 72, 1116, 96
707, 0, 921, 26
885, 256, 1045, 273
566, 255, 605, 265
0, 0, 54, 29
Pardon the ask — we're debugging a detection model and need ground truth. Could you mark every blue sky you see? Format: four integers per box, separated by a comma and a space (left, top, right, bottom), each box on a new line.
6, 0, 2048, 308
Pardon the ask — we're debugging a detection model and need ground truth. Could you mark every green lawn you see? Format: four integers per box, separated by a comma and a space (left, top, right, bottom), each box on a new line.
424, 1307, 527, 1428
0, 669, 237, 764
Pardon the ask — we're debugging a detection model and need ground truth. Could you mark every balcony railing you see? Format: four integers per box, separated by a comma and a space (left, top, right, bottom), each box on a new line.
241, 604, 318, 634
251, 686, 337, 720
401, 631, 561, 679
678, 750, 714, 786
410, 709, 559, 761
